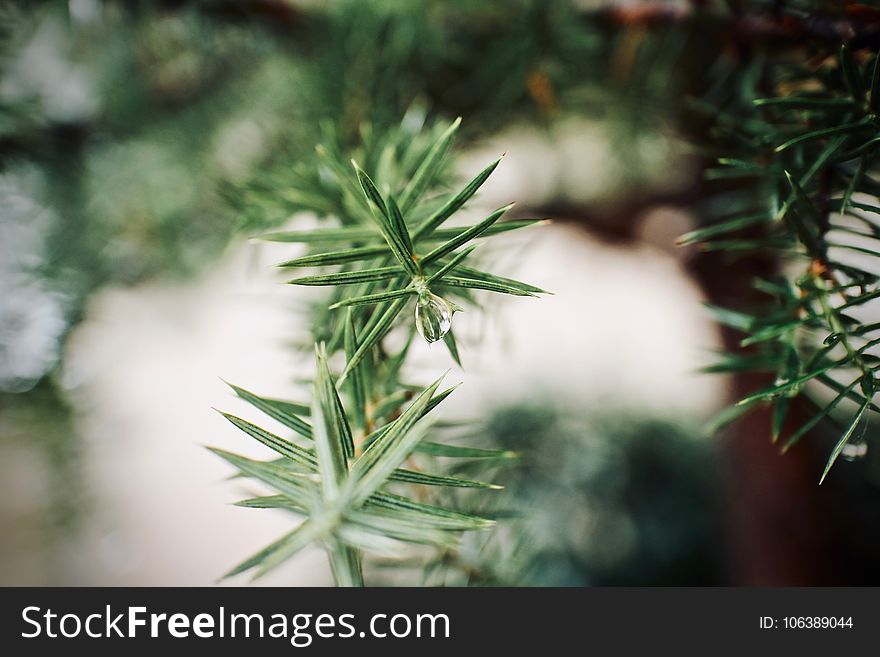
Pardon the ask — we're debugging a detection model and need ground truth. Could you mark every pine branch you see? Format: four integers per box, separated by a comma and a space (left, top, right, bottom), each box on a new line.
691, 43, 880, 482
211, 117, 545, 584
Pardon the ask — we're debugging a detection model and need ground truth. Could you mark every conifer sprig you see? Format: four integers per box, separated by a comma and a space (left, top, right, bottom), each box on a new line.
212, 117, 544, 584
690, 44, 880, 482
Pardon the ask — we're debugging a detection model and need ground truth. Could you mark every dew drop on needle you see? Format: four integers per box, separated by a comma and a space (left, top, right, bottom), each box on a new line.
415, 292, 452, 344
842, 415, 870, 462
841, 440, 868, 461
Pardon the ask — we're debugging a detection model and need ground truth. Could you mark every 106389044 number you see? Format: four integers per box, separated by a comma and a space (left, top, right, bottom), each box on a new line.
783, 617, 853, 629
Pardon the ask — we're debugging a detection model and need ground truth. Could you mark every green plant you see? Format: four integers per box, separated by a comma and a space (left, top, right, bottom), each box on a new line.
211, 116, 545, 585
685, 43, 880, 483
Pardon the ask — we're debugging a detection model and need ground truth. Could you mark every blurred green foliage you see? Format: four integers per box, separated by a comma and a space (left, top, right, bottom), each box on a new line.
409, 406, 723, 586
483, 408, 722, 585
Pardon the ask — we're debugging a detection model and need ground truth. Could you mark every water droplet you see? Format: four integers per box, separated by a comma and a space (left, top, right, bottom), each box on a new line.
842, 415, 869, 461
841, 440, 868, 461
415, 292, 452, 344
